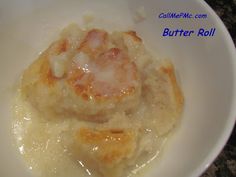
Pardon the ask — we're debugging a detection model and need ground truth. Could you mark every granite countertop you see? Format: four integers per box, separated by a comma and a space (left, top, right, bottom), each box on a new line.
201, 1, 236, 177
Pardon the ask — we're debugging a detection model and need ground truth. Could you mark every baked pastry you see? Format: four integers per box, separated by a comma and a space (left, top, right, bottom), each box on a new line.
21, 25, 141, 122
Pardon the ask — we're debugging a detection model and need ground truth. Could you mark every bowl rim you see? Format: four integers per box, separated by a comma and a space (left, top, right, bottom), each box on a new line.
190, 1, 236, 177
1, 1, 235, 177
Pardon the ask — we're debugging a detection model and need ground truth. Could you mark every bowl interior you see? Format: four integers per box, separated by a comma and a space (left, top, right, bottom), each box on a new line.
0, 0, 235, 177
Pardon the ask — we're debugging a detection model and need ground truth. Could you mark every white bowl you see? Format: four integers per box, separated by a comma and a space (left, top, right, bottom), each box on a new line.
0, 0, 235, 177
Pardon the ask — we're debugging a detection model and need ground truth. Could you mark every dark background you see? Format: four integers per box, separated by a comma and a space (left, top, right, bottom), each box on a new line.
202, 0, 236, 177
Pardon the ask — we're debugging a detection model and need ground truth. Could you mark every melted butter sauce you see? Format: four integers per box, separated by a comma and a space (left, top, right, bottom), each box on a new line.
13, 89, 92, 177
13, 88, 167, 177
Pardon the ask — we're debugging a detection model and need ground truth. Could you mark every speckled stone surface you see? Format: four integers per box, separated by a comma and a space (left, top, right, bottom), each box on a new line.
205, 0, 236, 44
201, 1, 236, 177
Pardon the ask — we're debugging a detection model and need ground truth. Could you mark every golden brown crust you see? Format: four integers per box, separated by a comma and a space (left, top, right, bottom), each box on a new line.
78, 29, 108, 59
40, 55, 57, 86
76, 128, 136, 165
67, 48, 139, 102
160, 60, 184, 114
125, 31, 142, 42
37, 39, 69, 86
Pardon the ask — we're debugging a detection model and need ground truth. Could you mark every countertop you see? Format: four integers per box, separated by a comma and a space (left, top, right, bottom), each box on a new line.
202, 1, 236, 177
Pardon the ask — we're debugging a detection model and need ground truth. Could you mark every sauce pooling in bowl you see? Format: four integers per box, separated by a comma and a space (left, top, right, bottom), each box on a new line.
13, 24, 184, 177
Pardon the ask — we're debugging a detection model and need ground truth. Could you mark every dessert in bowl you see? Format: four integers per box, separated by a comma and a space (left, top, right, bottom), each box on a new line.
0, 0, 235, 177
14, 24, 183, 177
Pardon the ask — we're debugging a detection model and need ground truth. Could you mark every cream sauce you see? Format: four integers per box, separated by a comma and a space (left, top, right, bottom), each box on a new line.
13, 88, 166, 177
